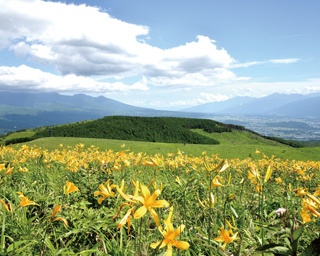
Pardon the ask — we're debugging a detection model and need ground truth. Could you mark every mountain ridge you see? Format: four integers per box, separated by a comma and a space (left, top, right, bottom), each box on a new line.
182, 92, 320, 117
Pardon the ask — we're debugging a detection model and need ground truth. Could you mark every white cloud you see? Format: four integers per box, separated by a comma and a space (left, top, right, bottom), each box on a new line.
197, 92, 230, 103
0, 0, 241, 90
0, 65, 149, 93
269, 58, 300, 64
231, 58, 299, 68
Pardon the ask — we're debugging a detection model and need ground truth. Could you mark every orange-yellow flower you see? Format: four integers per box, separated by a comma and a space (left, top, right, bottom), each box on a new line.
18, 194, 39, 207
64, 181, 79, 195
94, 180, 117, 204
295, 187, 308, 197
0, 199, 12, 213
211, 176, 223, 188
133, 184, 169, 226
150, 207, 190, 256
117, 207, 134, 234
54, 217, 69, 228
214, 226, 238, 250
300, 209, 315, 224
50, 205, 61, 219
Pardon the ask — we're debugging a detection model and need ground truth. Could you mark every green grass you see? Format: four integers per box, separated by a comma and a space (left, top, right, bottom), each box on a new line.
5, 131, 36, 140
16, 130, 320, 161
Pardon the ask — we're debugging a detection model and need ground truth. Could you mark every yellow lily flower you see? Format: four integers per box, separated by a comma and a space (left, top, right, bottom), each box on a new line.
133, 184, 169, 226
211, 176, 223, 188
50, 205, 61, 219
295, 187, 309, 197
117, 208, 134, 234
54, 217, 69, 228
214, 226, 238, 250
18, 194, 39, 207
302, 199, 320, 217
0, 199, 12, 213
64, 181, 79, 195
150, 207, 190, 256
94, 180, 117, 204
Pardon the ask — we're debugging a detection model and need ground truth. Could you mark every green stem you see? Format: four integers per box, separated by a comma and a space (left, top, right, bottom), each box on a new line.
1, 211, 6, 253
259, 185, 265, 252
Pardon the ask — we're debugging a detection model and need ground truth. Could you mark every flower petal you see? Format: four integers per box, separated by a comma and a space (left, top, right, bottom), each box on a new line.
134, 206, 147, 219
164, 244, 173, 256
172, 240, 190, 250
151, 199, 170, 208
149, 207, 160, 226
150, 240, 167, 249
140, 184, 151, 199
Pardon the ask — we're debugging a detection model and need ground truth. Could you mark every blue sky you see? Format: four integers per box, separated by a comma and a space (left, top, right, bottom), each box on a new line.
0, 0, 319, 110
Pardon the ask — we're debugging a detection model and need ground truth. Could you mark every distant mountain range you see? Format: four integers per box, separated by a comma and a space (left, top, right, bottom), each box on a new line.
1, 91, 320, 137
0, 91, 200, 134
182, 92, 320, 118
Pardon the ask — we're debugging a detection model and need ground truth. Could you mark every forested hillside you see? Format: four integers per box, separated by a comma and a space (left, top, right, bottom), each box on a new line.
32, 116, 244, 145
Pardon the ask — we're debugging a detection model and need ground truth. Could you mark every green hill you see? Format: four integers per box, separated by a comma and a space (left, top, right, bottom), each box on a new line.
32, 116, 240, 144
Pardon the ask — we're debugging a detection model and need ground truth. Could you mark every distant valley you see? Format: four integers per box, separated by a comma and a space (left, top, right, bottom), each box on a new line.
0, 91, 319, 141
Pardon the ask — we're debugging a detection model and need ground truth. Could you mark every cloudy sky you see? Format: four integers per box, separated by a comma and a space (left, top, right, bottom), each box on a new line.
1, 0, 320, 110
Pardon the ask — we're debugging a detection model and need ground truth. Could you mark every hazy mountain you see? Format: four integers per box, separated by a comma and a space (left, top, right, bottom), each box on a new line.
183, 93, 320, 117
0, 91, 200, 134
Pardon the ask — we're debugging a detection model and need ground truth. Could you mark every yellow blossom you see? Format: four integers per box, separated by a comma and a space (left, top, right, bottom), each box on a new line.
50, 205, 61, 219
295, 187, 309, 197
18, 193, 39, 207
300, 209, 315, 224
117, 208, 134, 234
302, 198, 320, 217
214, 226, 238, 250
54, 217, 69, 228
274, 177, 283, 184
94, 180, 117, 204
211, 176, 223, 188
64, 181, 79, 195
314, 186, 320, 197
150, 207, 190, 256
0, 199, 12, 213
133, 184, 169, 226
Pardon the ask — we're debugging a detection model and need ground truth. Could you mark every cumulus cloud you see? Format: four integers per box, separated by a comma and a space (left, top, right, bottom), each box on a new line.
0, 65, 149, 93
0, 0, 241, 91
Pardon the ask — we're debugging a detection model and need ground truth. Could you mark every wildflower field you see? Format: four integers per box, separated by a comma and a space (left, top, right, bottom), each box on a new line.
0, 143, 320, 255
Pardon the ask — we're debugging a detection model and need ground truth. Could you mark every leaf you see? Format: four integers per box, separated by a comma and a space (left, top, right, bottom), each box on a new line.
230, 206, 239, 218
6, 240, 37, 253
292, 225, 304, 241
292, 225, 304, 254
44, 237, 57, 254
256, 243, 293, 255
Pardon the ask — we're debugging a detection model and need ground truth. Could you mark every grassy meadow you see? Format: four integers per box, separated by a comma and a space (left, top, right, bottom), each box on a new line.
1, 131, 320, 255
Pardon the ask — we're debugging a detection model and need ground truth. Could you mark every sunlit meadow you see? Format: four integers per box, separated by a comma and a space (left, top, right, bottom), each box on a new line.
0, 143, 320, 255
